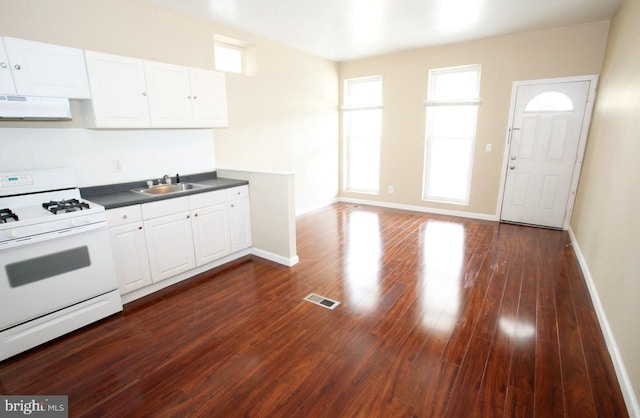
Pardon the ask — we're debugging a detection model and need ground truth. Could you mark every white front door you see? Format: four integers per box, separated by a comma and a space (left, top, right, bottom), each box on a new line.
500, 77, 595, 229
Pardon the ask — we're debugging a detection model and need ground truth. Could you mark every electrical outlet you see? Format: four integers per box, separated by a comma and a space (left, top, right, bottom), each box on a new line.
113, 159, 123, 173
485, 144, 492, 152
388, 186, 394, 194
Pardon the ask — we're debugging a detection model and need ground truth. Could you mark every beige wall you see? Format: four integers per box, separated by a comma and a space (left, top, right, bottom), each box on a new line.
338, 22, 610, 216
571, 0, 640, 407
0, 0, 339, 214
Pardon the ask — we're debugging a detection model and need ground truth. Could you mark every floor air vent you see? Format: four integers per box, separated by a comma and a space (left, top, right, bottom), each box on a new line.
304, 293, 341, 310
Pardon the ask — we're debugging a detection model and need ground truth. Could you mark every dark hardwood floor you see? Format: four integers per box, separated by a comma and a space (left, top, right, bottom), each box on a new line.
0, 203, 629, 417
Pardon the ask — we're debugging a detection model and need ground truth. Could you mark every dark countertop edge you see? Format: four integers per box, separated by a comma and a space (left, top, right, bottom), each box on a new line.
80, 171, 249, 210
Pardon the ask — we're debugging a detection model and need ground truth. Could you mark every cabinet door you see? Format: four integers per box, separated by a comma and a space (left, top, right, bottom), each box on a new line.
3, 37, 90, 98
84, 51, 150, 128
109, 223, 152, 295
144, 212, 196, 282
192, 203, 231, 265
229, 198, 252, 252
189, 68, 228, 128
145, 61, 192, 128
0, 39, 16, 95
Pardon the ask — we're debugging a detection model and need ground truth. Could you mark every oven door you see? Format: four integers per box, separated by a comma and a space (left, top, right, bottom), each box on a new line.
0, 224, 119, 332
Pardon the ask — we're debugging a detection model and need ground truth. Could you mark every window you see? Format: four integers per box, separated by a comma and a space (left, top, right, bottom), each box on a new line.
214, 41, 244, 74
423, 65, 481, 203
525, 91, 574, 112
343, 76, 383, 194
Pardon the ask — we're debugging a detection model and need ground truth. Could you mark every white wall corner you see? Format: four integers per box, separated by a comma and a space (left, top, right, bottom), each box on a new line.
568, 227, 640, 418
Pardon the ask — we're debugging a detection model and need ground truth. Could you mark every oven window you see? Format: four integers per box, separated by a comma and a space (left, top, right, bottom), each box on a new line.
6, 246, 91, 288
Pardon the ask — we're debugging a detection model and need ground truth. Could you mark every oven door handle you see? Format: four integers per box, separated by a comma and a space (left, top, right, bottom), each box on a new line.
0, 222, 108, 250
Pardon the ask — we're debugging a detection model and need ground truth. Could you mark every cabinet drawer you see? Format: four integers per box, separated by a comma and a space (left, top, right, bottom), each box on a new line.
106, 205, 142, 227
189, 189, 227, 210
141, 196, 189, 220
227, 185, 249, 201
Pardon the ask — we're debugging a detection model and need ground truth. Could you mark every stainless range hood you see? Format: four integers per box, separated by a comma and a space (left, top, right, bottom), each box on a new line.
0, 95, 72, 120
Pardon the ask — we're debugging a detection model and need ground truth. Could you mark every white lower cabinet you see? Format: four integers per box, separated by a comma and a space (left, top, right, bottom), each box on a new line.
141, 196, 196, 283
106, 186, 251, 295
190, 189, 231, 266
229, 195, 252, 252
144, 211, 197, 282
106, 206, 152, 295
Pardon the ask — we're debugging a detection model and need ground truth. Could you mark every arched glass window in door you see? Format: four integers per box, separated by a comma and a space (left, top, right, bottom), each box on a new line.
524, 91, 574, 112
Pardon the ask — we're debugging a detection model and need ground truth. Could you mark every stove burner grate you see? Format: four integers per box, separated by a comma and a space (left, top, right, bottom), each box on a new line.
42, 199, 91, 214
0, 208, 19, 223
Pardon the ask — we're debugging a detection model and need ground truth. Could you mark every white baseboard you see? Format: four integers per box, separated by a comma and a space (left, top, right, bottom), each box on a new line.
338, 197, 499, 221
251, 247, 299, 267
296, 198, 339, 216
568, 227, 640, 417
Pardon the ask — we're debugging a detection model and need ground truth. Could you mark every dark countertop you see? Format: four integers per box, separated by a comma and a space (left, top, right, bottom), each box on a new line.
80, 171, 248, 210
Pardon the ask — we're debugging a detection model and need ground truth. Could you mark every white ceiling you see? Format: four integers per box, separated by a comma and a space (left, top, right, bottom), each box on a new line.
151, 0, 621, 62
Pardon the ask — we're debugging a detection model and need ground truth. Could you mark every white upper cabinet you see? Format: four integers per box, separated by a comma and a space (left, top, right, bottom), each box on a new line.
144, 60, 193, 128
1, 37, 90, 98
190, 68, 228, 128
0, 40, 16, 95
83, 51, 228, 129
84, 51, 150, 128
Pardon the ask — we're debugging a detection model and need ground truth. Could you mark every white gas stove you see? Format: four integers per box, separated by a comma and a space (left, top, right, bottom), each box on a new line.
0, 168, 122, 361
0, 170, 107, 249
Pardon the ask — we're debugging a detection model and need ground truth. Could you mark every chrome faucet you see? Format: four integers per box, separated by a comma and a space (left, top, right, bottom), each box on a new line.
161, 174, 171, 184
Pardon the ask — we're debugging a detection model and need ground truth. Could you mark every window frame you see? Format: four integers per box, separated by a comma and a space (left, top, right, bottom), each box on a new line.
422, 64, 482, 204
342, 75, 384, 194
214, 40, 245, 74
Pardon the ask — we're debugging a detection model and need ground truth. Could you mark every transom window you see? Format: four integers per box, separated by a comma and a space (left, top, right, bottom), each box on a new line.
524, 91, 574, 112
423, 65, 481, 204
214, 41, 244, 74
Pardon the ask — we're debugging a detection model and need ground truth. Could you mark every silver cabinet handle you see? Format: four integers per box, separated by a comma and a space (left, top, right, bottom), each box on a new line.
510, 155, 517, 161
14, 64, 21, 70
0, 62, 7, 69
509, 166, 516, 170
142, 92, 147, 96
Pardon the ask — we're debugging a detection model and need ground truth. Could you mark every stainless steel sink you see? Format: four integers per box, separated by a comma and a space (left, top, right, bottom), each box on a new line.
132, 182, 206, 195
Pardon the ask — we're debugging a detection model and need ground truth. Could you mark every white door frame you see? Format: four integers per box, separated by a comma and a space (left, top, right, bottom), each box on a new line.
495, 74, 599, 230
